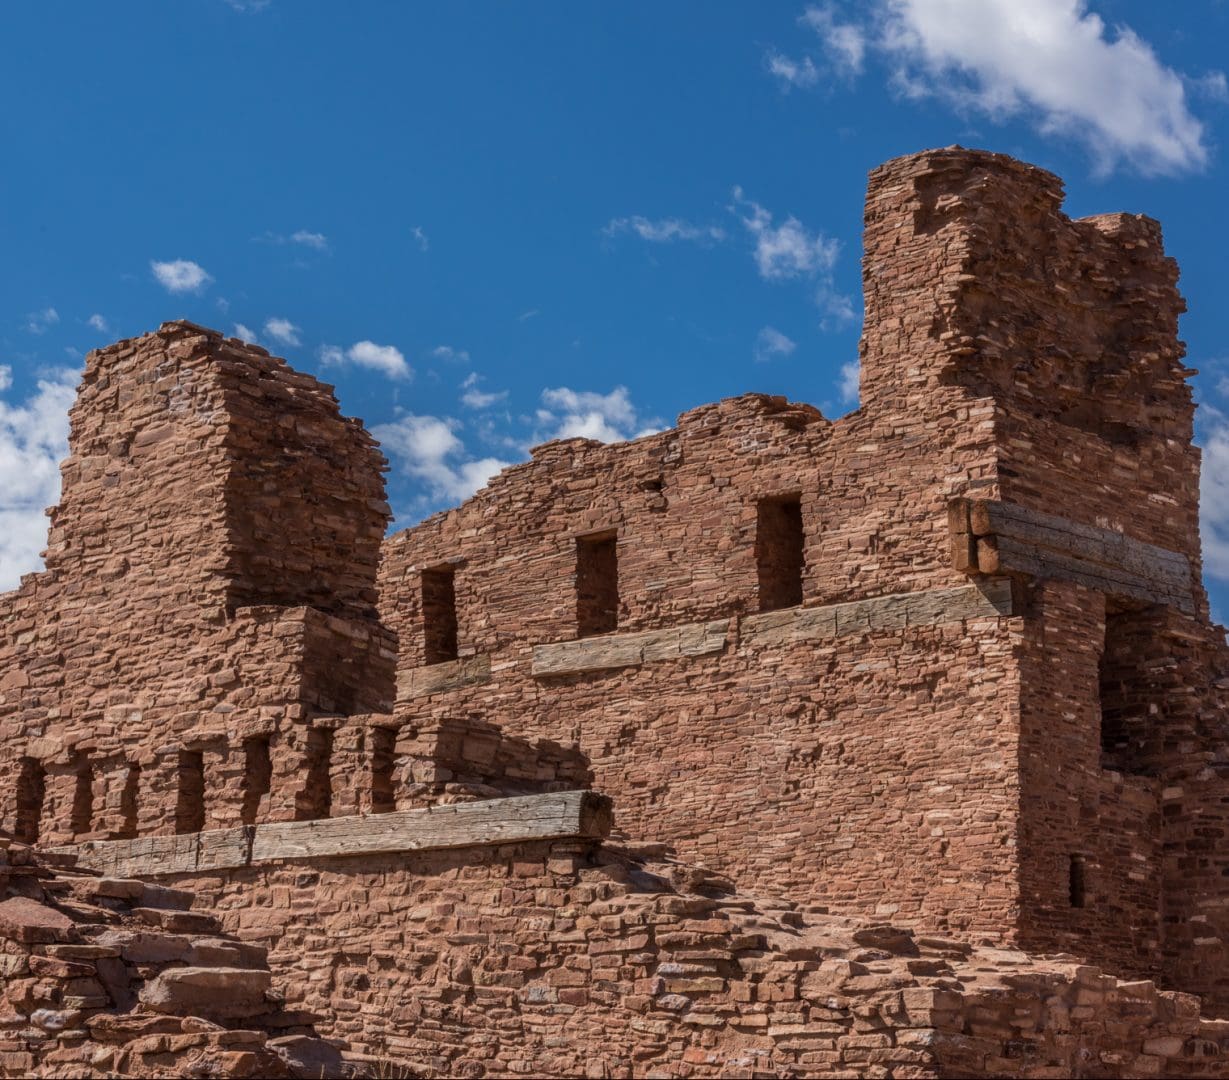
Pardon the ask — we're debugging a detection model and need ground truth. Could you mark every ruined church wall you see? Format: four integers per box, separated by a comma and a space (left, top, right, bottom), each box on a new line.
379, 383, 1027, 937
0, 325, 395, 847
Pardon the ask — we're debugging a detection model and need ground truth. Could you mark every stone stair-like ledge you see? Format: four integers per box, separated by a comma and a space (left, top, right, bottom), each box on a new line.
53, 790, 612, 879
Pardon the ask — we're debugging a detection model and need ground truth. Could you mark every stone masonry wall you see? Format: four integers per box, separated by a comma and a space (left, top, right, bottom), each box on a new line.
380, 147, 1229, 1000
0, 324, 394, 848
164, 839, 1229, 1079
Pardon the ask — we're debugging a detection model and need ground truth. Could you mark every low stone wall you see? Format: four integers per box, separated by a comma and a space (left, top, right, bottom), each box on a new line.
158, 840, 1229, 1079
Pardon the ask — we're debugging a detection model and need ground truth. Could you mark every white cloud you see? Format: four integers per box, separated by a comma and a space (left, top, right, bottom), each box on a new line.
817, 284, 858, 330
319, 341, 411, 380
411, 226, 429, 252
0, 367, 77, 590
151, 259, 212, 294
1201, 406, 1229, 588
263, 317, 302, 347
372, 413, 508, 503
732, 188, 839, 281
766, 51, 820, 90
754, 326, 797, 364
839, 359, 860, 404
25, 308, 59, 335
518, 309, 540, 322
800, 4, 867, 76
290, 229, 328, 251
432, 345, 471, 365
1192, 71, 1228, 104
87, 314, 109, 333
868, 0, 1213, 175
460, 373, 508, 410
537, 386, 661, 443
233, 323, 258, 343
604, 216, 726, 243
259, 229, 330, 252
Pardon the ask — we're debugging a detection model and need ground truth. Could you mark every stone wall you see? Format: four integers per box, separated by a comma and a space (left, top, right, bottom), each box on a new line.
0, 324, 394, 848
160, 838, 1229, 1079
2, 145, 1229, 1072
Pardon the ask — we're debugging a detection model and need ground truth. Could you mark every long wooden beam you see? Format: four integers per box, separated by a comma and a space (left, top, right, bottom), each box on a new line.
950, 498, 1194, 613
53, 790, 611, 879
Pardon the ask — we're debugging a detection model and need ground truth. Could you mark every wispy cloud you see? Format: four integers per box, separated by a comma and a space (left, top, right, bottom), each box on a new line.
732, 188, 838, 281
799, 3, 866, 76
518, 309, 540, 322
431, 345, 471, 365
87, 314, 109, 334
319, 340, 411, 380
151, 259, 212, 294
25, 308, 59, 335
604, 216, 726, 244
263, 317, 301, 347
0, 366, 77, 589
373, 413, 508, 503
536, 386, 662, 444
790, 0, 1220, 176
766, 51, 820, 90
257, 229, 329, 252
754, 326, 798, 364
411, 226, 429, 252
233, 323, 258, 343
460, 372, 508, 410
839, 359, 860, 404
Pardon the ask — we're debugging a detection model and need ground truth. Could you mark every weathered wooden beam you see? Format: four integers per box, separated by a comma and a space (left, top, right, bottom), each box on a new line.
52, 791, 611, 878
532, 620, 729, 678
949, 498, 1194, 613
740, 580, 1013, 650
397, 654, 492, 702
250, 790, 610, 862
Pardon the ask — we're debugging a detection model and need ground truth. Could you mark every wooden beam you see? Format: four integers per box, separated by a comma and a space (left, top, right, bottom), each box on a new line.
948, 498, 1194, 613
52, 791, 611, 878
250, 791, 611, 862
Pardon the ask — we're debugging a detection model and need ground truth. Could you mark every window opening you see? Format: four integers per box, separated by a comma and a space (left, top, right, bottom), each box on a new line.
241, 737, 272, 827
370, 727, 397, 814
576, 532, 618, 637
422, 566, 459, 664
295, 729, 333, 821
70, 760, 94, 837
15, 758, 46, 844
175, 750, 205, 834
756, 495, 805, 612
1069, 854, 1087, 909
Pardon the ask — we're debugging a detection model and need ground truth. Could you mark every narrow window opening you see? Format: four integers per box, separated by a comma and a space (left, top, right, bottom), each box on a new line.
1099, 603, 1161, 774
119, 764, 141, 839
15, 758, 46, 844
175, 751, 205, 835
756, 495, 805, 612
296, 729, 333, 821
576, 531, 618, 637
370, 727, 397, 815
240, 737, 272, 827
1069, 855, 1087, 909
70, 760, 94, 837
422, 566, 459, 665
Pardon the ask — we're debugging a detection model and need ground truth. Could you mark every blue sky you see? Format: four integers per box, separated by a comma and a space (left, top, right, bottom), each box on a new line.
2, 1, 1229, 615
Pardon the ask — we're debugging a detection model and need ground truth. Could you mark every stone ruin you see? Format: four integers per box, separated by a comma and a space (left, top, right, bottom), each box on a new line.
1, 146, 1229, 1077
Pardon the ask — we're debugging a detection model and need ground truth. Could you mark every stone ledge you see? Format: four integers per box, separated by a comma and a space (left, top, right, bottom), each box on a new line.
532, 620, 730, 677
398, 653, 492, 701
53, 790, 611, 878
